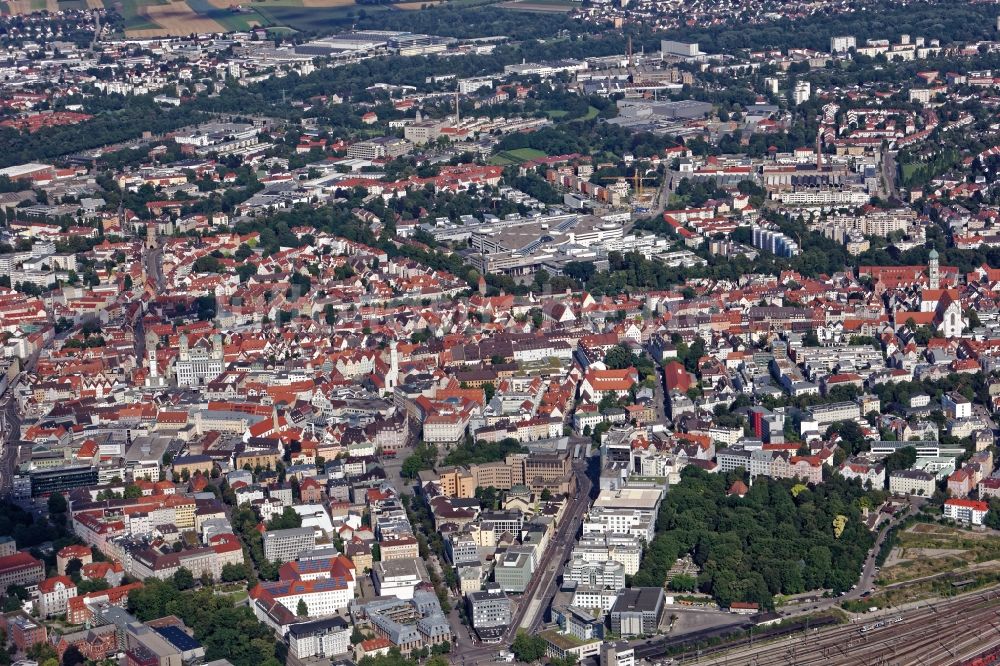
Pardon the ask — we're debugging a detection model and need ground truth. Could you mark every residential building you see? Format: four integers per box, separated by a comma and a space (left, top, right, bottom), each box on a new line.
3, 612, 46, 651
36, 575, 77, 618
944, 498, 989, 525
889, 469, 937, 496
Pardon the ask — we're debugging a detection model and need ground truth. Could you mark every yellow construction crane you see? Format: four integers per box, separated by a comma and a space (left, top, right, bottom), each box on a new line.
598, 171, 659, 197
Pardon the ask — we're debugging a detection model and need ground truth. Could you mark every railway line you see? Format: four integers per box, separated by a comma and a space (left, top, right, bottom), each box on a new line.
697, 588, 1000, 666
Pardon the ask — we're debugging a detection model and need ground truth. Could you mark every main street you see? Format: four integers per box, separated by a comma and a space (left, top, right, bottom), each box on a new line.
454, 454, 595, 666
0, 392, 20, 497
880, 147, 900, 200
522, 455, 594, 635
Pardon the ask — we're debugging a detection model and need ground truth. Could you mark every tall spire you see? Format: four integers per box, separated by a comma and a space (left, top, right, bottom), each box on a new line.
928, 248, 940, 290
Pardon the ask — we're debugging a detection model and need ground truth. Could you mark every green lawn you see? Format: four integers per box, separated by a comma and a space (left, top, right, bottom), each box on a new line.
901, 162, 921, 182
546, 105, 597, 121
504, 147, 547, 161
489, 148, 547, 164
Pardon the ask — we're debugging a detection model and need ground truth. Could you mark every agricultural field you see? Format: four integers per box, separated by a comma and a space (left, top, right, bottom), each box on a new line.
249, 1, 391, 34
1, 0, 442, 36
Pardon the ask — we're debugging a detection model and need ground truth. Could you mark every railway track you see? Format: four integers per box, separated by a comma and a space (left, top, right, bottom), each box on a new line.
698, 589, 1000, 666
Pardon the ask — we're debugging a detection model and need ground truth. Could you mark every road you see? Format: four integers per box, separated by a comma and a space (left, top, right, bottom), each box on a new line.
453, 455, 595, 666
880, 148, 899, 200
145, 243, 165, 294
649, 352, 669, 423
522, 456, 593, 635
651, 169, 678, 217
0, 391, 21, 497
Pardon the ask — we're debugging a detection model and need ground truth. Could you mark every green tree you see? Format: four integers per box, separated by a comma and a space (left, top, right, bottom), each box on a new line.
47, 492, 67, 514
883, 446, 918, 474
986, 500, 1000, 530
668, 574, 697, 592
267, 506, 303, 530
511, 631, 546, 662
27, 643, 57, 663
172, 567, 194, 590
296, 599, 308, 616
603, 344, 634, 370
827, 420, 867, 456
221, 563, 252, 582
401, 442, 437, 479
65, 557, 84, 582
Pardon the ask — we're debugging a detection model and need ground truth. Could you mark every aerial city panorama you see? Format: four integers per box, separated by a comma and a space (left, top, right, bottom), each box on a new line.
4, 0, 1000, 665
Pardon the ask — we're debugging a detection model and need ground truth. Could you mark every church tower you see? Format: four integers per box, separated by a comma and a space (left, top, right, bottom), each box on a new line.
211, 332, 224, 361
144, 331, 166, 388
928, 248, 940, 290
386, 339, 399, 391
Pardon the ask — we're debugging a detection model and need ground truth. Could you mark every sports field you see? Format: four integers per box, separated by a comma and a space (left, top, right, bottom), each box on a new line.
489, 147, 547, 165
497, 0, 573, 12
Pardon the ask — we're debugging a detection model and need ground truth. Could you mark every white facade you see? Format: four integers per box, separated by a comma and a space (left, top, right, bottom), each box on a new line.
889, 470, 936, 496
36, 579, 77, 618
289, 622, 351, 659
270, 582, 355, 619
944, 500, 989, 525
793, 81, 811, 105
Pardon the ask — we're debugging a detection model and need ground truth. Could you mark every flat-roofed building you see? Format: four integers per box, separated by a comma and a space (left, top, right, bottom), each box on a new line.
467, 587, 511, 643
372, 559, 429, 600
610, 587, 664, 637
287, 616, 351, 659
263, 527, 317, 564
493, 550, 533, 593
